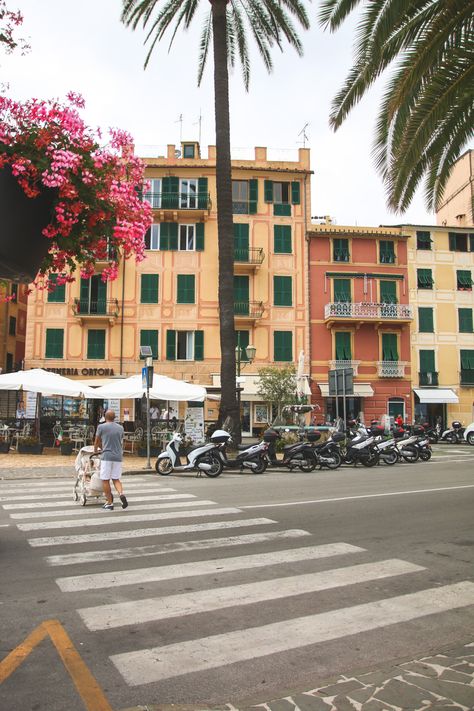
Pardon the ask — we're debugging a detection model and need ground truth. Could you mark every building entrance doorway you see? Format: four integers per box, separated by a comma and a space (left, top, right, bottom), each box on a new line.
241, 401, 251, 436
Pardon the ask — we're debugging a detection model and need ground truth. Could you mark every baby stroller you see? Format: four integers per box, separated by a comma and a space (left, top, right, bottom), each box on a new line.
73, 445, 104, 506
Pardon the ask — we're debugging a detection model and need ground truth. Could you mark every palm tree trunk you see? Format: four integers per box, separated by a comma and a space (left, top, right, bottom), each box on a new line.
211, 0, 240, 440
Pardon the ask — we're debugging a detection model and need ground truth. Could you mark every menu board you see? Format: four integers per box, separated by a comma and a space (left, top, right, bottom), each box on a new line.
184, 406, 204, 444
25, 392, 37, 419
104, 399, 121, 419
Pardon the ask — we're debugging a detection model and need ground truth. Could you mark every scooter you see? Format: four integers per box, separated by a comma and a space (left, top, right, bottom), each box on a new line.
155, 430, 224, 477
215, 434, 269, 474
440, 420, 465, 444
308, 430, 344, 469
264, 428, 319, 472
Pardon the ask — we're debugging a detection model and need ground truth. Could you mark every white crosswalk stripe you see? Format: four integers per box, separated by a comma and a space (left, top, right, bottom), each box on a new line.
9, 499, 217, 519
2, 493, 193, 508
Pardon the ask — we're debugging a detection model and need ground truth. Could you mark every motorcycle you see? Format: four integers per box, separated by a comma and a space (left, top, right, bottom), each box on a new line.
309, 430, 344, 469
343, 425, 380, 467
214, 434, 269, 474
392, 428, 422, 462
155, 430, 225, 477
439, 420, 465, 444
422, 422, 439, 444
264, 427, 319, 472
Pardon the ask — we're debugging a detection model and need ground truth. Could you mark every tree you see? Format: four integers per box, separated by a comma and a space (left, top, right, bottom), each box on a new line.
121, 0, 310, 440
257, 365, 297, 418
319, 0, 474, 213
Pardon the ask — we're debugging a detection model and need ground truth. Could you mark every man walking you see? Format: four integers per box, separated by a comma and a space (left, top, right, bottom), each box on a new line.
94, 410, 128, 511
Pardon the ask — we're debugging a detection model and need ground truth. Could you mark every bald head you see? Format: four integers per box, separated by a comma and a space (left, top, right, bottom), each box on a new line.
105, 410, 116, 422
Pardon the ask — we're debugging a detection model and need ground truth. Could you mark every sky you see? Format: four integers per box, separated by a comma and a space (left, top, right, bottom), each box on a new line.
2, 0, 434, 227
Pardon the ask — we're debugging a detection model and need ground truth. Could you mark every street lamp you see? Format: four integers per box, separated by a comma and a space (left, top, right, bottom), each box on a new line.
139, 345, 153, 470
235, 335, 256, 432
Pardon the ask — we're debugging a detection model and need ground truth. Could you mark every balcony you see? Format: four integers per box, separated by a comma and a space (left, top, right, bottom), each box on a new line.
143, 191, 211, 217
377, 361, 407, 378
234, 247, 265, 273
419, 371, 439, 386
234, 300, 264, 322
329, 360, 361, 376
72, 298, 119, 325
324, 301, 413, 327
460, 369, 474, 386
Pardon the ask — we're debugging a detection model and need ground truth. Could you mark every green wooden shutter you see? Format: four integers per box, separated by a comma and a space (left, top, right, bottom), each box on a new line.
234, 224, 249, 261
177, 274, 195, 303
45, 328, 64, 358
249, 179, 258, 214
141, 274, 159, 303
274, 225, 292, 253
469, 234, 474, 252
79, 278, 89, 313
264, 180, 273, 203
96, 276, 106, 314
417, 268, 433, 288
198, 177, 208, 209
166, 330, 176, 360
419, 350, 435, 372
291, 181, 300, 205
380, 241, 395, 263
419, 307, 434, 332
169, 222, 178, 250
333, 278, 351, 302
380, 280, 397, 303
459, 308, 473, 333
162, 176, 178, 208
274, 276, 292, 306
457, 270, 473, 288
47, 275, 66, 303
234, 275, 249, 314
382, 333, 398, 361
449, 232, 457, 250
87, 329, 105, 359
274, 331, 292, 361
194, 330, 204, 360
140, 330, 158, 359
195, 223, 204, 251
335, 332, 351, 360
460, 350, 474, 370
236, 330, 250, 361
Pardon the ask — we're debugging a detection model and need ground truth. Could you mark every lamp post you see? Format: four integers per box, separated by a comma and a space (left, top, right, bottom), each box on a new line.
140, 345, 154, 470
235, 333, 256, 436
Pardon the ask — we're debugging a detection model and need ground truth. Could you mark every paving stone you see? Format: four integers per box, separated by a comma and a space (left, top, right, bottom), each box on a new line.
326, 696, 356, 711
356, 672, 395, 687
374, 678, 437, 707
357, 700, 394, 711
439, 669, 473, 683
400, 662, 442, 678
317, 680, 365, 697
346, 686, 377, 704
264, 700, 296, 711
290, 694, 334, 711
451, 662, 474, 674
399, 676, 474, 707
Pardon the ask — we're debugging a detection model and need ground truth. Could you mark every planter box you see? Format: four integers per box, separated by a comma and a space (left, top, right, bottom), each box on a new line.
0, 441, 10, 453
18, 444, 44, 455
60, 442, 74, 455
137, 446, 161, 458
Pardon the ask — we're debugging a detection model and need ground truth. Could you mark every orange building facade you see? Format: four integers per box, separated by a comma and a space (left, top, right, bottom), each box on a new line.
309, 224, 413, 424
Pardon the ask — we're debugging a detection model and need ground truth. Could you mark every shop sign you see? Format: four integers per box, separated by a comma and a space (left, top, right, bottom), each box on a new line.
45, 368, 115, 377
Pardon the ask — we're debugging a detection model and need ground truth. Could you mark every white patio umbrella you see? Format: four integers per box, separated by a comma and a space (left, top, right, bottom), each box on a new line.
89, 373, 206, 402
0, 368, 97, 397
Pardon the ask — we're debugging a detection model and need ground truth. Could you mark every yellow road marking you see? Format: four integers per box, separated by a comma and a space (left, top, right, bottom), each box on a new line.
0, 619, 113, 711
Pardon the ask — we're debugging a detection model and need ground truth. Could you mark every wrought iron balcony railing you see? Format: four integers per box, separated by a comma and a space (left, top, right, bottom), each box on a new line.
377, 361, 407, 378
419, 371, 439, 386
72, 299, 119, 317
325, 301, 413, 321
142, 192, 211, 210
329, 360, 361, 376
234, 301, 264, 318
234, 247, 265, 265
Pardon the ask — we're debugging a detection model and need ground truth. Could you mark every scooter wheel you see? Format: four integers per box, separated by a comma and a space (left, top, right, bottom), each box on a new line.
253, 457, 267, 474
401, 445, 419, 462
419, 449, 432, 461
445, 432, 457, 444
362, 452, 380, 467
381, 451, 398, 466
324, 452, 342, 470
156, 457, 172, 475
299, 456, 317, 472
204, 455, 223, 478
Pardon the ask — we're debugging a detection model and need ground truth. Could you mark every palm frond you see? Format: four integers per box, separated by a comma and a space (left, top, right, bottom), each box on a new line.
197, 10, 212, 86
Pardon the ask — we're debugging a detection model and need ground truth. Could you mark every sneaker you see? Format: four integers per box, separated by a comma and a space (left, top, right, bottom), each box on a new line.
120, 494, 128, 509
102, 503, 114, 511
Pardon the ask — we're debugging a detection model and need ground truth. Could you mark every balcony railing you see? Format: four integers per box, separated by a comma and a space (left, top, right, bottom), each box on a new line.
377, 361, 407, 378
233, 200, 251, 214
460, 369, 474, 386
419, 371, 439, 386
72, 299, 119, 318
234, 301, 264, 319
234, 247, 265, 265
329, 360, 360, 376
143, 192, 211, 211
325, 302, 413, 321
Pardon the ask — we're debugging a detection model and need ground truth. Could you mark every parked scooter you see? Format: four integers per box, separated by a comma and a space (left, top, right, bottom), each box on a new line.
215, 434, 269, 474
439, 420, 465, 444
343, 424, 380, 467
155, 430, 225, 477
264, 427, 319, 472
308, 430, 344, 469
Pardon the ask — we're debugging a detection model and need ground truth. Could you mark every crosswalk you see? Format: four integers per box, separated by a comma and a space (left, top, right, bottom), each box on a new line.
1, 475, 473, 693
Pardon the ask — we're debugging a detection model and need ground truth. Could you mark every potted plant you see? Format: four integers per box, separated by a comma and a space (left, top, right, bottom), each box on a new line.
59, 437, 74, 455
18, 436, 44, 454
0, 93, 152, 285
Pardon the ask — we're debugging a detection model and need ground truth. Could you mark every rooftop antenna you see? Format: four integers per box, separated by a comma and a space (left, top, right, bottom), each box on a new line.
175, 113, 183, 142
193, 109, 202, 144
297, 122, 310, 148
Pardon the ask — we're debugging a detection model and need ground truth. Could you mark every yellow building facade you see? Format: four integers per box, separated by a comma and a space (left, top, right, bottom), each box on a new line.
24, 143, 312, 433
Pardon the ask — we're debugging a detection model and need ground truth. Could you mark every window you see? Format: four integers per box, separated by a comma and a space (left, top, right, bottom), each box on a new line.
234, 275, 249, 314
166, 330, 204, 360
141, 274, 159, 304
10, 283, 18, 300
379, 241, 395, 263
179, 224, 195, 251
140, 330, 158, 359
419, 350, 437, 385
79, 275, 106, 314
236, 330, 250, 361
333, 238, 349, 262
273, 182, 290, 205
460, 350, 474, 384
143, 178, 161, 209
459, 308, 473, 333
274, 225, 292, 254
457, 270, 473, 290
419, 307, 434, 332
416, 231, 432, 250
274, 276, 292, 306
274, 331, 292, 361
380, 280, 397, 303
333, 278, 351, 302
335, 332, 351, 360
47, 274, 66, 302
144, 224, 160, 250
45, 328, 64, 359
232, 180, 249, 214
234, 224, 250, 261
8, 317, 16, 336
449, 232, 468, 252
177, 274, 195, 304
417, 268, 434, 289
183, 144, 195, 158
381, 333, 398, 361
180, 178, 198, 208
87, 329, 105, 359
159, 223, 178, 250
264, 180, 300, 216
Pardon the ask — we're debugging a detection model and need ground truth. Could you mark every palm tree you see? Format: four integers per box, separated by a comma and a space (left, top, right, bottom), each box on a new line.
319, 0, 474, 214
122, 0, 310, 438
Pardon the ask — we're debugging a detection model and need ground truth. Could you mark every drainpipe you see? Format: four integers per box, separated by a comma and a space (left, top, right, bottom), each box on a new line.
303, 172, 312, 399
119, 254, 126, 375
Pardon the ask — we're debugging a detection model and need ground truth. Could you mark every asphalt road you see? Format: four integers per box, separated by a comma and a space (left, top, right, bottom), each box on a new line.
0, 446, 473, 710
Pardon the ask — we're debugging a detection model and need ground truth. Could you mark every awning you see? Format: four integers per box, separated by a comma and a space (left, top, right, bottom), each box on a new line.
318, 382, 374, 397
413, 388, 459, 404
211, 374, 311, 400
